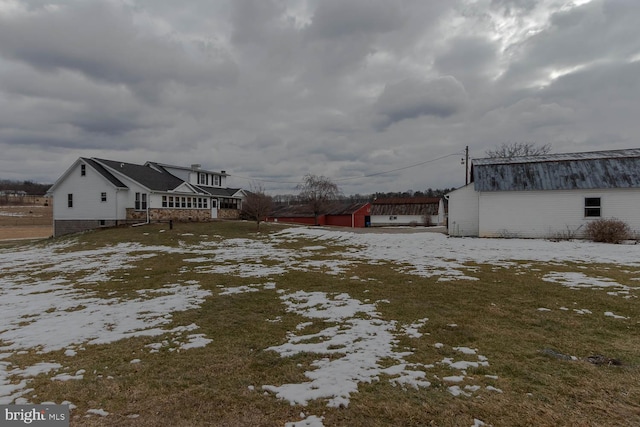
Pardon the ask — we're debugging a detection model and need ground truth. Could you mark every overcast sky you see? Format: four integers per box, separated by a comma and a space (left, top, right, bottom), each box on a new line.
1, 0, 639, 195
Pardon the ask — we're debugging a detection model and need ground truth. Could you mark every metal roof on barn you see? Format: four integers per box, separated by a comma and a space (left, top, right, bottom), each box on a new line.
371, 197, 441, 215
472, 148, 640, 191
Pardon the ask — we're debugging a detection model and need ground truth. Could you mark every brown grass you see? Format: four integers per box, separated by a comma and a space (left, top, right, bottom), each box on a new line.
3, 222, 640, 426
0, 204, 52, 240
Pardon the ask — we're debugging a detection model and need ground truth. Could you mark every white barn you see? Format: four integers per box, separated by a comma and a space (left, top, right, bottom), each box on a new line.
447, 148, 640, 238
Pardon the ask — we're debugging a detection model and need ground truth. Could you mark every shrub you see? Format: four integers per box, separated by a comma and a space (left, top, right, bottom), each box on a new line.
584, 218, 630, 244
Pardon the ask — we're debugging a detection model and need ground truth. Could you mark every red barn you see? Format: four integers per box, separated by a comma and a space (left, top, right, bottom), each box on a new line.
266, 202, 371, 228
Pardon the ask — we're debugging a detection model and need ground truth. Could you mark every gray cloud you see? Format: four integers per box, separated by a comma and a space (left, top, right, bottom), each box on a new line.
1, 0, 639, 195
373, 77, 468, 130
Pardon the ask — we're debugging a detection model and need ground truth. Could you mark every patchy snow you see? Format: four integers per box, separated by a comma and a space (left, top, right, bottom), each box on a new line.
262, 290, 429, 408
87, 408, 109, 416
1, 226, 638, 424
604, 311, 628, 319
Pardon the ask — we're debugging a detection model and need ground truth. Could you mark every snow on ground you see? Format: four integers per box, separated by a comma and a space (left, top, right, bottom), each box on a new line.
1, 226, 637, 425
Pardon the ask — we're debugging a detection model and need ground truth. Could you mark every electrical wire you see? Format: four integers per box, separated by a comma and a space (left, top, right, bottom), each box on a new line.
227, 151, 464, 185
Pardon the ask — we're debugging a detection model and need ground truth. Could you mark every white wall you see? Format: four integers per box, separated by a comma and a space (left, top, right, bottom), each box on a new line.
371, 215, 427, 226
478, 188, 640, 238
53, 161, 127, 220
447, 184, 479, 236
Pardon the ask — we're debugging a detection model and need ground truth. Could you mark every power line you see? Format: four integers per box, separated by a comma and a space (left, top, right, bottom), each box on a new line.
227, 151, 464, 185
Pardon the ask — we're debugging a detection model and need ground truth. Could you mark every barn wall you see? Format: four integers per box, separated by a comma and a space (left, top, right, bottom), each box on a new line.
447, 184, 479, 236
478, 187, 640, 238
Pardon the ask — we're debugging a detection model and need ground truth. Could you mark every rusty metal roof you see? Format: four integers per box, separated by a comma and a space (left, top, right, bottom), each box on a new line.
371, 197, 441, 215
472, 148, 640, 191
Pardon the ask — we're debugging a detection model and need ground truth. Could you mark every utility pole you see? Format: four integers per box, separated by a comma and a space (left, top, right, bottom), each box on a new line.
462, 146, 469, 185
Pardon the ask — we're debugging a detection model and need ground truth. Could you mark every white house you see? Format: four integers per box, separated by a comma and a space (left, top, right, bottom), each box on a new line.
447, 148, 640, 238
48, 158, 244, 237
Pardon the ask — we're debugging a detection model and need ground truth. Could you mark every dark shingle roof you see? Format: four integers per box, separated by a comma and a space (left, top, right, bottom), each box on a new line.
82, 158, 128, 188
195, 186, 242, 197
472, 148, 640, 191
95, 158, 185, 191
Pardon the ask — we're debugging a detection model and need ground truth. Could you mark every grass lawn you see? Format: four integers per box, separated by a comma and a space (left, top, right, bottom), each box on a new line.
1, 221, 639, 426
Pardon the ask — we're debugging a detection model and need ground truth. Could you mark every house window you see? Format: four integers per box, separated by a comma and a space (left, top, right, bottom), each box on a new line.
203, 198, 208, 209
135, 193, 147, 210
585, 197, 601, 217
99, 220, 106, 226
187, 197, 192, 208
67, 193, 73, 208
81, 164, 86, 176
181, 197, 186, 208
162, 196, 167, 208
101, 192, 107, 202
220, 198, 239, 209
198, 173, 206, 185
214, 175, 220, 186
168, 196, 174, 208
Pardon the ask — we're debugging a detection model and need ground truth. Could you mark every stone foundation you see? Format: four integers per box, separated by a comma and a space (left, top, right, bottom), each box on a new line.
126, 208, 211, 222
218, 209, 240, 220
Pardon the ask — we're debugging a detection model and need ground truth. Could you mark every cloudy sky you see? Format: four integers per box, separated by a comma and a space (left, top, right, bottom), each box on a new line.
1, 0, 639, 195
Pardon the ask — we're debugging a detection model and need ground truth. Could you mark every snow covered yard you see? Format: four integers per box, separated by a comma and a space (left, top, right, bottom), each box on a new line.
1, 222, 639, 426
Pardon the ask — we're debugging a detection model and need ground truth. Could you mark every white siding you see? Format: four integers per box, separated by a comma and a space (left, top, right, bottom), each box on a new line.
370, 215, 426, 227
53, 161, 126, 220
478, 188, 640, 238
447, 184, 479, 236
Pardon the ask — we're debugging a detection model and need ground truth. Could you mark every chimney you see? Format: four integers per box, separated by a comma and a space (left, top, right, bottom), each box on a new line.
221, 170, 226, 174
191, 164, 201, 170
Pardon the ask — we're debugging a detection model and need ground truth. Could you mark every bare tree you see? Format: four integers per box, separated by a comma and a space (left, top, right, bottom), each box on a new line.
485, 142, 552, 158
296, 174, 341, 225
241, 183, 273, 231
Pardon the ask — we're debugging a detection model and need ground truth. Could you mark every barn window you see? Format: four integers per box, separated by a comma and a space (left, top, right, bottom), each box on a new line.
584, 197, 601, 217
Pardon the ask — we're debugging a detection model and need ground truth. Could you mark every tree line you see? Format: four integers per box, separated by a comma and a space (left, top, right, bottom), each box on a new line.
0, 179, 52, 195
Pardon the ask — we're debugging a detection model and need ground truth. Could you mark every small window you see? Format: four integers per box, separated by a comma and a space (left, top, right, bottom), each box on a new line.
81, 164, 86, 176
99, 220, 106, 226
101, 192, 107, 202
67, 193, 73, 208
585, 197, 601, 217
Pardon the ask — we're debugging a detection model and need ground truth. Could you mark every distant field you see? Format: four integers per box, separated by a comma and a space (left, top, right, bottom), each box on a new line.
0, 204, 52, 241
1, 222, 639, 426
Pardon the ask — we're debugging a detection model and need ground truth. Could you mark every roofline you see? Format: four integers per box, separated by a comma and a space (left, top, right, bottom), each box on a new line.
147, 161, 228, 176
473, 148, 640, 166
48, 157, 129, 194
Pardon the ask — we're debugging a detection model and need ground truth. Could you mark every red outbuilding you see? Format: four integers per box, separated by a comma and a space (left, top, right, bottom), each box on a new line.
266, 202, 371, 228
